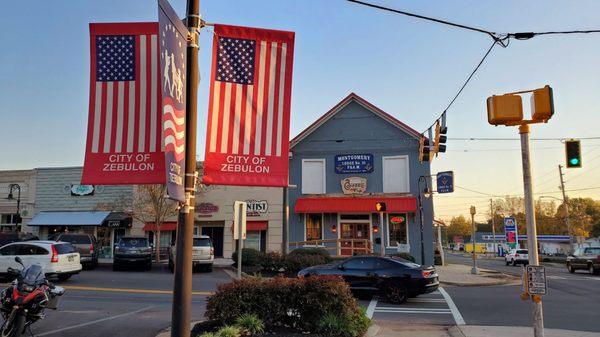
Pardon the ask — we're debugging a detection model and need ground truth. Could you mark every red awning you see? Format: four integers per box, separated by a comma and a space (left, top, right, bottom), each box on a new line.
295, 197, 417, 213
247, 221, 268, 231
143, 222, 177, 231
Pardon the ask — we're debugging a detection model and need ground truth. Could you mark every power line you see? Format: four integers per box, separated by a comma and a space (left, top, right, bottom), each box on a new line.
449, 137, 600, 141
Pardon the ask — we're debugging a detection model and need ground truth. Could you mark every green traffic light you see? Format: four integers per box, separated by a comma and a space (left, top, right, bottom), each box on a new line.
569, 158, 580, 165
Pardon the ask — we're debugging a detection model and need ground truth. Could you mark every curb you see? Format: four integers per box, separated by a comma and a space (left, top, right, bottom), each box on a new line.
365, 324, 381, 337
156, 321, 202, 337
440, 275, 519, 287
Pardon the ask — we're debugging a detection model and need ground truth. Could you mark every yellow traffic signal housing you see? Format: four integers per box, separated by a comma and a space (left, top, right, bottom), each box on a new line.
375, 202, 387, 212
487, 94, 523, 126
419, 136, 431, 163
531, 85, 554, 122
433, 120, 447, 155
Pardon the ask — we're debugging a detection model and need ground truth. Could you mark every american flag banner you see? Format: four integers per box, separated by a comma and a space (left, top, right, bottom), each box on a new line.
202, 24, 295, 187
82, 23, 165, 185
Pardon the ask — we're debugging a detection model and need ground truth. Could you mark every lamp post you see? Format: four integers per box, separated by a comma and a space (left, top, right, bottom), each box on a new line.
7, 184, 21, 231
470, 205, 478, 274
417, 176, 432, 265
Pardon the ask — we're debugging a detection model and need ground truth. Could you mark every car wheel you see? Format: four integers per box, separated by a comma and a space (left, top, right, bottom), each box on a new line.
169, 261, 174, 273
505, 260, 509, 266
567, 262, 575, 273
205, 265, 213, 273
589, 264, 596, 275
112, 263, 120, 271
57, 274, 72, 281
512, 259, 517, 266
384, 283, 408, 304
145, 262, 152, 271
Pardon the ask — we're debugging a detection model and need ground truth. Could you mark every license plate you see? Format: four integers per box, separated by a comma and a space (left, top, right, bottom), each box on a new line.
68, 255, 75, 262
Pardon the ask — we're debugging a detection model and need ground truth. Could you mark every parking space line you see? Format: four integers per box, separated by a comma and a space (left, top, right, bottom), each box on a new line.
366, 298, 377, 318
376, 307, 451, 311
438, 287, 465, 326
408, 299, 446, 303
35, 305, 157, 336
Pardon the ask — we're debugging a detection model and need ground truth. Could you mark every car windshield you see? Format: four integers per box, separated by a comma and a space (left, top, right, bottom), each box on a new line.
586, 248, 600, 255
193, 238, 211, 247
390, 257, 421, 268
517, 250, 528, 254
119, 238, 148, 247
21, 264, 45, 286
59, 234, 91, 244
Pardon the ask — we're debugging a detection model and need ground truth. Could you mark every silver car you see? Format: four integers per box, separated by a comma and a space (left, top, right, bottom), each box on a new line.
169, 235, 214, 272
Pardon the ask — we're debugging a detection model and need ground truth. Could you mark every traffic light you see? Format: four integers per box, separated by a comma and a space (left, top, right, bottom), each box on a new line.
375, 202, 387, 212
419, 136, 430, 163
565, 139, 582, 168
433, 120, 447, 155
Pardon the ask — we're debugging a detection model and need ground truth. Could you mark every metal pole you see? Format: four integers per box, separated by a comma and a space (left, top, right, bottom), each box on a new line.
470, 206, 478, 274
379, 212, 385, 256
418, 176, 426, 265
237, 204, 243, 280
519, 124, 544, 337
171, 1, 199, 336
437, 224, 444, 266
491, 199, 497, 256
282, 186, 289, 254
558, 165, 574, 253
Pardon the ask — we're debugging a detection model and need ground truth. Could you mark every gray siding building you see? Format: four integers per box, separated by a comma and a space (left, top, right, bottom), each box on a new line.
288, 93, 434, 265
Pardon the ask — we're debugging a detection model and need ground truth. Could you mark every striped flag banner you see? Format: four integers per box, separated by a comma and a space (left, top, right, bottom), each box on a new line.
82, 23, 165, 185
202, 24, 295, 187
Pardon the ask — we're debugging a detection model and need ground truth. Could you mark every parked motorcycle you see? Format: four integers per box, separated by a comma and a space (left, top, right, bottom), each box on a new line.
0, 257, 65, 337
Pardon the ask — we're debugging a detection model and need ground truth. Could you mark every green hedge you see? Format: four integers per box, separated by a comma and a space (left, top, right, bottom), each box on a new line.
231, 248, 264, 267
205, 276, 370, 336
233, 248, 333, 273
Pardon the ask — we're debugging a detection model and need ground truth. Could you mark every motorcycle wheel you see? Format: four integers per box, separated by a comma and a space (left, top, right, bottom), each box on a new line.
0, 310, 25, 337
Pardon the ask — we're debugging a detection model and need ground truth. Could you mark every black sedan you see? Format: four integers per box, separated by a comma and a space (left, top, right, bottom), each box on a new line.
298, 255, 439, 304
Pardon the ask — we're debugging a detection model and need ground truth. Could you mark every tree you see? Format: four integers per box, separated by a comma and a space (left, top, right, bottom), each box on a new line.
131, 185, 179, 262
446, 215, 471, 242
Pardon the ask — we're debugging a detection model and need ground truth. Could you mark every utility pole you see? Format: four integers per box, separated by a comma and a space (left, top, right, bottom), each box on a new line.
470, 206, 478, 274
558, 165, 574, 253
282, 186, 289, 254
379, 211, 385, 257
519, 124, 544, 337
490, 199, 497, 256
171, 1, 199, 336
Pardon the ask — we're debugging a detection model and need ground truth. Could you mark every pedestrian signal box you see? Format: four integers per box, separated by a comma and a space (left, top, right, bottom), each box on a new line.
531, 85, 554, 122
487, 94, 523, 125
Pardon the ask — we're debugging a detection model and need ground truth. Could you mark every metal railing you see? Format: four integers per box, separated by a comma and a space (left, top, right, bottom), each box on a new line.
289, 238, 373, 256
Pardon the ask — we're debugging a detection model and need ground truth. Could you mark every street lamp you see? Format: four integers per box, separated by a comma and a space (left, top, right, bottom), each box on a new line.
6, 184, 21, 231
539, 195, 574, 252
417, 176, 432, 265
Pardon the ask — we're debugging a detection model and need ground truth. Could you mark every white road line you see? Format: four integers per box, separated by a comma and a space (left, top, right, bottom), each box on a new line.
35, 305, 156, 336
366, 297, 377, 319
374, 309, 452, 315
376, 307, 451, 312
438, 287, 466, 326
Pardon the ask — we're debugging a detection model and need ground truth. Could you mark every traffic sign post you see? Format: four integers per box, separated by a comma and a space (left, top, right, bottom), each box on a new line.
234, 201, 247, 280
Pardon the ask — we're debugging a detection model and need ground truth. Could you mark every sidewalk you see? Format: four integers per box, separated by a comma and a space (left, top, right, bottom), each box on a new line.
435, 263, 518, 286
367, 324, 600, 337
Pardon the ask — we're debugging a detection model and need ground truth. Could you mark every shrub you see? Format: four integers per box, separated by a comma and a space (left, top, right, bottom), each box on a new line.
205, 275, 361, 333
235, 314, 264, 336
231, 248, 264, 267
283, 253, 329, 274
314, 306, 371, 337
289, 247, 332, 262
391, 252, 416, 263
260, 251, 285, 273
198, 333, 216, 337
216, 326, 241, 337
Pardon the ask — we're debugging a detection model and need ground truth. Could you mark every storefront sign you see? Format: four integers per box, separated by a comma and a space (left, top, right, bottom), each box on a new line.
436, 171, 454, 193
70, 184, 95, 196
159, 0, 187, 202
197, 203, 219, 215
106, 220, 121, 228
335, 154, 373, 174
246, 200, 268, 216
341, 177, 367, 194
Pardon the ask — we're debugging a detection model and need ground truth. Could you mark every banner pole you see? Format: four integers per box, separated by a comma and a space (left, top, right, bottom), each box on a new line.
171, 0, 200, 336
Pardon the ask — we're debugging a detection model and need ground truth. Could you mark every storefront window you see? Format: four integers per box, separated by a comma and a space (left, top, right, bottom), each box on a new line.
305, 214, 323, 241
388, 213, 407, 246
97, 227, 112, 258
245, 231, 261, 251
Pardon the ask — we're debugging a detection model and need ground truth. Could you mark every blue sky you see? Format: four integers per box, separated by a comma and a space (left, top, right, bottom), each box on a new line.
1, 0, 599, 219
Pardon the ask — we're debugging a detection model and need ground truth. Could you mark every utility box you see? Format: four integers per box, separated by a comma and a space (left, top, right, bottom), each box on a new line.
531, 85, 554, 122
487, 94, 523, 125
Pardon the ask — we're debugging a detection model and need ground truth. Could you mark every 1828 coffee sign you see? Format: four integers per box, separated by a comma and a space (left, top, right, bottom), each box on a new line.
335, 154, 373, 174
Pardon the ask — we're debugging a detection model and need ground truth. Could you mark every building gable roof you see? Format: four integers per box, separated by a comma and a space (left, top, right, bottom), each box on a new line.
290, 93, 421, 149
